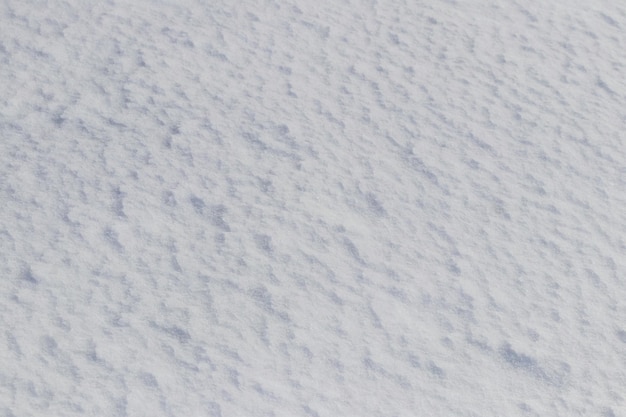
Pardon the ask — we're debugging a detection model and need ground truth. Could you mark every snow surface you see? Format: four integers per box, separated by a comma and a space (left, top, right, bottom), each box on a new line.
1, 0, 626, 415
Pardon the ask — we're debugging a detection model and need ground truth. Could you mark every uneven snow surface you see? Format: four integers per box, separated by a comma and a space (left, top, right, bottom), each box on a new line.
2, 0, 626, 416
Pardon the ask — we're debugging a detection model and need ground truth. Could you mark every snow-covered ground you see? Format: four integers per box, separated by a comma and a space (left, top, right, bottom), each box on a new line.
1, 0, 626, 415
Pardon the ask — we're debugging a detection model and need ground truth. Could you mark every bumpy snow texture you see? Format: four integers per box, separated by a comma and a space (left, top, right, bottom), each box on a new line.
1, 0, 625, 416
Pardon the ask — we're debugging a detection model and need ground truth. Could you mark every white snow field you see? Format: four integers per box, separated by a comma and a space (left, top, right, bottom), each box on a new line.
1, 0, 626, 415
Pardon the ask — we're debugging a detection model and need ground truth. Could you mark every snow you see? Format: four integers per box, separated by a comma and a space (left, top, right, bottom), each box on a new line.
1, 0, 626, 416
